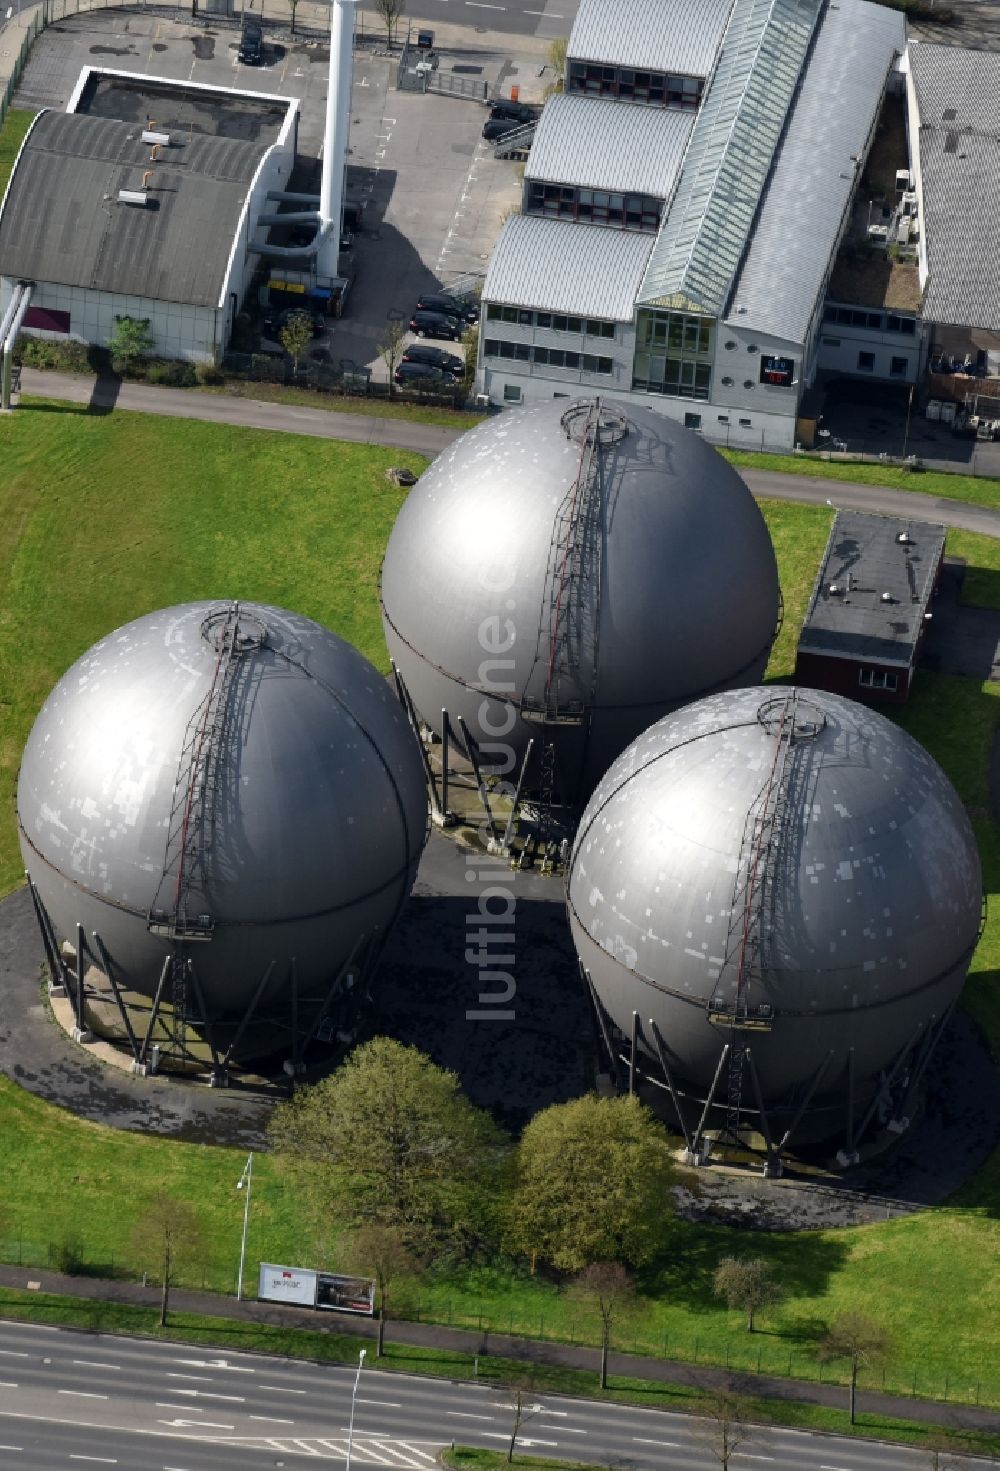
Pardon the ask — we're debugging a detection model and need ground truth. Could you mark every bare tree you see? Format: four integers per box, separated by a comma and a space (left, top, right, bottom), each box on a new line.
343, 1223, 419, 1358
280, 312, 314, 377
569, 1262, 635, 1390
491, 1373, 543, 1464
378, 321, 409, 394
373, 0, 405, 47
691, 1386, 754, 1470
712, 1257, 784, 1333
129, 1194, 203, 1327
924, 1429, 967, 1471
819, 1311, 891, 1426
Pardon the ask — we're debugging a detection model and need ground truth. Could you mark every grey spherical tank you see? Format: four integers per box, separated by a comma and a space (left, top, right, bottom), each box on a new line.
567, 686, 982, 1153
17, 601, 428, 1068
379, 398, 780, 807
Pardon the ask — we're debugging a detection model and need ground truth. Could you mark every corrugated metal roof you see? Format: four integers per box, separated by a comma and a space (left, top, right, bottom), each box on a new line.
728, 0, 905, 343
909, 43, 1000, 331
482, 215, 654, 320
568, 0, 735, 80
525, 95, 693, 198
798, 510, 945, 663
0, 111, 267, 308
637, 0, 822, 318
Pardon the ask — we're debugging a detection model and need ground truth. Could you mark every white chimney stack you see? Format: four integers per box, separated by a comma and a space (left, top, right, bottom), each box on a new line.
317, 0, 356, 281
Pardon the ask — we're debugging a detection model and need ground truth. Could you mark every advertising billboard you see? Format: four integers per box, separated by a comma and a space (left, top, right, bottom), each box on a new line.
257, 1263, 318, 1307
760, 355, 795, 387
316, 1273, 376, 1316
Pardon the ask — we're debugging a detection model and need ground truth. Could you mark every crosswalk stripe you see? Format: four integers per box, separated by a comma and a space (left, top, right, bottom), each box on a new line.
400, 1446, 439, 1465
368, 1440, 426, 1467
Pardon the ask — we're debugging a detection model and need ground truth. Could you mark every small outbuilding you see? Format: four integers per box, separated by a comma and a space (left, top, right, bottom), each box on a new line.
795, 510, 945, 703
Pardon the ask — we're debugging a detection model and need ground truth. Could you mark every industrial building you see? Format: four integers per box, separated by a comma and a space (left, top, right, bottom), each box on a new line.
795, 510, 945, 704
568, 685, 982, 1170
0, 0, 357, 367
477, 0, 1000, 447
17, 602, 428, 1078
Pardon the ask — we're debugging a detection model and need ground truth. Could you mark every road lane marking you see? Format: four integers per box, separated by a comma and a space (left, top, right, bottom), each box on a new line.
72, 1360, 121, 1370
0, 1383, 18, 1389
0, 1351, 28, 1358
166, 1373, 213, 1381
69, 1457, 117, 1464
540, 1424, 586, 1433
0, 1448, 23, 1454
742, 1458, 775, 1463
58, 1390, 108, 1399
171, 1388, 245, 1402
447, 1412, 494, 1420
634, 1437, 682, 1447
259, 1384, 307, 1393
157, 1418, 236, 1430
156, 1404, 206, 1412
172, 1358, 254, 1373
250, 1415, 296, 1424
357, 1399, 403, 1407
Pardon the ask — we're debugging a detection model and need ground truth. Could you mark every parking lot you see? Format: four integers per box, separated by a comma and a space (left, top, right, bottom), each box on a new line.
13, 9, 531, 378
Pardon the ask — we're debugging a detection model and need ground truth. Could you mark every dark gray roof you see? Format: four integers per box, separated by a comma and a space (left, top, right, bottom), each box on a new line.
798, 510, 945, 665
909, 44, 1000, 331
0, 111, 268, 308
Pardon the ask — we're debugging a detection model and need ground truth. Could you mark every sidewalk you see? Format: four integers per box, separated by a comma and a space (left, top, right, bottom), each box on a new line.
1, 1261, 998, 1436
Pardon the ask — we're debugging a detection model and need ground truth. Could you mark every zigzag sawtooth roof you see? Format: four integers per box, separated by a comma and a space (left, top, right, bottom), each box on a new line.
0, 110, 267, 308
525, 94, 694, 200
483, 214, 655, 322
567, 0, 735, 80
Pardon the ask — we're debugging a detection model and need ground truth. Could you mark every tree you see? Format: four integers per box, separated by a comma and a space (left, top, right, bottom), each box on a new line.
509, 1094, 674, 1271
819, 1311, 891, 1425
487, 1370, 543, 1464
924, 1431, 966, 1470
343, 1222, 419, 1358
128, 1194, 203, 1327
107, 315, 154, 375
570, 1262, 635, 1390
280, 312, 313, 377
267, 1037, 508, 1248
286, 0, 299, 35
712, 1257, 784, 1333
544, 36, 567, 96
378, 321, 409, 394
459, 322, 478, 399
373, 0, 405, 46
691, 1387, 754, 1469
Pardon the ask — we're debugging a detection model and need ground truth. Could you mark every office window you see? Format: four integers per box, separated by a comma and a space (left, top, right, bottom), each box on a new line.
503, 384, 522, 403
858, 351, 875, 372
890, 356, 908, 377
822, 336, 841, 347
859, 668, 898, 691
739, 417, 752, 427
684, 412, 702, 430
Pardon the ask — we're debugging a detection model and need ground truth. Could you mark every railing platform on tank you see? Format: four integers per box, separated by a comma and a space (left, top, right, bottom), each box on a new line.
706, 999, 775, 1032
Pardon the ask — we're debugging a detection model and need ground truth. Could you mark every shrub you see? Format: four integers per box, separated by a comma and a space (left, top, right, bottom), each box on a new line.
144, 360, 197, 387
195, 361, 224, 385
49, 1233, 87, 1275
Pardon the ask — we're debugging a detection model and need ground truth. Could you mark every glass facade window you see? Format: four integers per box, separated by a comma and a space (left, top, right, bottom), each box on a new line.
525, 181, 661, 231
632, 309, 713, 400
484, 305, 615, 339
823, 305, 918, 336
567, 60, 703, 109
484, 339, 613, 376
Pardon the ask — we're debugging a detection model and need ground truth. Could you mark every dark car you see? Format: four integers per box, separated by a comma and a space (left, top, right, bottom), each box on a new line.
490, 99, 537, 124
415, 292, 479, 324
409, 310, 463, 342
401, 344, 464, 374
483, 117, 525, 142
238, 19, 263, 63
394, 361, 453, 389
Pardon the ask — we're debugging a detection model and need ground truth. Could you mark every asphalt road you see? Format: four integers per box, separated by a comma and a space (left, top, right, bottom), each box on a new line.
358, 0, 578, 39
0, 1320, 989, 1470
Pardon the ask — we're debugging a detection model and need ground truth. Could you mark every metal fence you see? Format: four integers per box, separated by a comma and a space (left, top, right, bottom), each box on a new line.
221, 352, 468, 408
0, 6, 46, 130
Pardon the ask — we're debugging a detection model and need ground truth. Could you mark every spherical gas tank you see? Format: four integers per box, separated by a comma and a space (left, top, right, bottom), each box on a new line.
17, 602, 428, 1034
567, 686, 981, 1136
380, 397, 780, 806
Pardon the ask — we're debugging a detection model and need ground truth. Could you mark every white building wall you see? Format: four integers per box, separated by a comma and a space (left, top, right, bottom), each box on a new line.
814, 313, 920, 382
6, 280, 221, 363
479, 314, 635, 403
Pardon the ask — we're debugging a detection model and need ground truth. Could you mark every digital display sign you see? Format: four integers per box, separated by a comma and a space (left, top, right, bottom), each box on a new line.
760, 355, 795, 387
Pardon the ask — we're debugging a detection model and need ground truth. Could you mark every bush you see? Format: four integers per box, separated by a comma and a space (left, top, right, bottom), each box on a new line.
49, 1233, 86, 1275
144, 360, 197, 387
15, 337, 91, 373
195, 362, 224, 386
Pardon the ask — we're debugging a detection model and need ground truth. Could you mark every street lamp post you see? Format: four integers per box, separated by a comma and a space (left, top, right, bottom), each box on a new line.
235, 1152, 253, 1301
346, 1347, 367, 1471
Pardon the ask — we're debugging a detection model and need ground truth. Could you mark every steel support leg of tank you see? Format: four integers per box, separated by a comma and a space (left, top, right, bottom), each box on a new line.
628, 1010, 639, 1096
219, 961, 276, 1074
283, 958, 307, 1079
775, 1048, 834, 1160
582, 965, 624, 1093
71, 923, 94, 1043
649, 1020, 694, 1153
457, 714, 500, 849
298, 935, 368, 1058
908, 1003, 955, 1100
186, 959, 225, 1085
745, 1048, 781, 1177
138, 955, 173, 1073
25, 874, 67, 999
91, 930, 142, 1064
853, 1019, 925, 1152
391, 663, 450, 827
688, 1044, 730, 1166
498, 737, 534, 857
836, 1047, 860, 1167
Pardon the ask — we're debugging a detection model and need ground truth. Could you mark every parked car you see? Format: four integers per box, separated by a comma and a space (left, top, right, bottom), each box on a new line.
414, 292, 479, 324
394, 361, 453, 388
409, 310, 463, 342
490, 99, 537, 124
401, 344, 464, 374
483, 117, 525, 142
238, 19, 263, 64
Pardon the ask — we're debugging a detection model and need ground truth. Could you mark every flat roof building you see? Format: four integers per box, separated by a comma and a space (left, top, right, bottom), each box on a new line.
795, 510, 945, 703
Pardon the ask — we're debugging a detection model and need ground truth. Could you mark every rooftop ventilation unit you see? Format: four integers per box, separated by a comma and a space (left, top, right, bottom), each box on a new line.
141, 130, 171, 146
897, 530, 912, 544
117, 189, 150, 206
828, 583, 844, 595
881, 591, 895, 603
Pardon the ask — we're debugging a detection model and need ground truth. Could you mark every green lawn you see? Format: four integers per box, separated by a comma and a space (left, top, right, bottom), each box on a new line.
723, 446, 1000, 510
0, 109, 33, 198
2, 403, 1000, 1411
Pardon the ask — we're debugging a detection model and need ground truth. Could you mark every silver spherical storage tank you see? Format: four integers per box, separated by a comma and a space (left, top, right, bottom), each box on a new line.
379, 398, 780, 813
567, 686, 982, 1166
17, 602, 428, 1076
